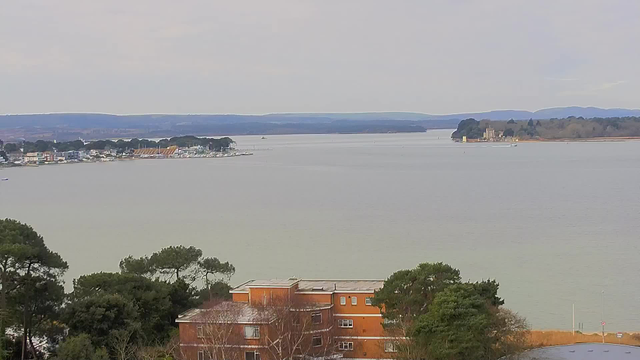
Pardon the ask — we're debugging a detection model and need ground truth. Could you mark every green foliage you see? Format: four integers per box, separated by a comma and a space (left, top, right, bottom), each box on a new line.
71, 272, 175, 343
503, 128, 514, 137
64, 293, 140, 348
412, 283, 493, 360
0, 219, 68, 359
198, 281, 233, 302
372, 262, 460, 320
3, 144, 18, 153
452, 116, 640, 140
119, 256, 154, 277
148, 246, 203, 282
199, 257, 235, 283
375, 263, 528, 360
55, 334, 100, 360
451, 118, 483, 139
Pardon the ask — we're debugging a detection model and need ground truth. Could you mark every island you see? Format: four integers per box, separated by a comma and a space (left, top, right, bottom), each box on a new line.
451, 116, 640, 142
0, 135, 251, 167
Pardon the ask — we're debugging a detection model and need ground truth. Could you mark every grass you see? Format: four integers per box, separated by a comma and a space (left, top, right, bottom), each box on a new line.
528, 330, 640, 347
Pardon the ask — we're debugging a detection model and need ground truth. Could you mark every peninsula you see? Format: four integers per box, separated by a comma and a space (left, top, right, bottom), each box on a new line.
451, 116, 640, 142
0, 135, 251, 167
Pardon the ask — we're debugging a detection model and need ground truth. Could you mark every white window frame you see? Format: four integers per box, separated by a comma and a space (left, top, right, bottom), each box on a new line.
244, 325, 260, 339
340, 296, 346, 305
384, 341, 398, 353
338, 319, 353, 328
311, 312, 322, 325
338, 342, 354, 351
198, 350, 205, 360
197, 324, 204, 338
312, 335, 323, 347
365, 297, 373, 306
351, 296, 357, 305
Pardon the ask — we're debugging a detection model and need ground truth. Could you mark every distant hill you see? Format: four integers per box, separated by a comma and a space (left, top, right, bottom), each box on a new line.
1, 107, 639, 141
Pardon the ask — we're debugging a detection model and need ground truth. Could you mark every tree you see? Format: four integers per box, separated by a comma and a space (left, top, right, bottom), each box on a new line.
118, 256, 154, 277
0, 219, 68, 360
198, 257, 235, 301
148, 246, 202, 282
64, 293, 140, 349
9, 276, 65, 359
412, 283, 494, 360
198, 281, 232, 303
70, 272, 175, 343
2, 144, 18, 153
55, 334, 108, 360
503, 128, 515, 137
375, 263, 528, 360
373, 262, 460, 321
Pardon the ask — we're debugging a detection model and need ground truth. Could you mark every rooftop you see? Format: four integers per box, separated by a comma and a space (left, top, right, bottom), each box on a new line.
231, 279, 384, 293
176, 302, 275, 324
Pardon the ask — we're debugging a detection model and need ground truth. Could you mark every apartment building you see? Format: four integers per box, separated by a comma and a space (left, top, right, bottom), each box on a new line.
178, 278, 397, 360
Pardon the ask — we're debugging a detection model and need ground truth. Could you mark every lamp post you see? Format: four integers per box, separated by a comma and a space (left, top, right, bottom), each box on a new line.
601, 290, 605, 343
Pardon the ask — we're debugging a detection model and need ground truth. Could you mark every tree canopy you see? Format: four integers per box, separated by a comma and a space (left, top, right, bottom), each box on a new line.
3, 136, 235, 154
373, 262, 527, 360
452, 116, 640, 140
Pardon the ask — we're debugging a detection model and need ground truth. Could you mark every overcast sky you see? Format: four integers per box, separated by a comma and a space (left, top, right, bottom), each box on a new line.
1, 0, 639, 115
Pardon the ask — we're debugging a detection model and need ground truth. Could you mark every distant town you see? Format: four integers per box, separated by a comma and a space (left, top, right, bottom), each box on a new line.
0, 135, 252, 167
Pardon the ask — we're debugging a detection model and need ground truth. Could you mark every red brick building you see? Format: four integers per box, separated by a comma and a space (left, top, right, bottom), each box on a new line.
178, 279, 398, 360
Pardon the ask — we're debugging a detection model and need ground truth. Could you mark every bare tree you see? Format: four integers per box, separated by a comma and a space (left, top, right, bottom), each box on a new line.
109, 328, 138, 360
379, 317, 425, 360
262, 296, 339, 360
491, 308, 530, 359
200, 302, 247, 360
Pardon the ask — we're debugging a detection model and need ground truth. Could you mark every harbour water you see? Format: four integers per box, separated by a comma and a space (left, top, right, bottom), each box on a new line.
1, 130, 639, 331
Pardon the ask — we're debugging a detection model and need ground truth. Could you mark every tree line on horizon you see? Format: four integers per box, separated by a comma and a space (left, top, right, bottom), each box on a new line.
451, 116, 640, 140
0, 136, 235, 154
0, 219, 529, 360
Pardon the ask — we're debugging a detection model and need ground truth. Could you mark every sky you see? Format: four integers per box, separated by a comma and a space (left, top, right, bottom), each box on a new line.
1, 0, 639, 115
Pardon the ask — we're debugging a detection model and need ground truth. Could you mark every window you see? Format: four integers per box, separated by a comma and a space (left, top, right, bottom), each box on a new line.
338, 342, 354, 351
245, 351, 261, 360
383, 318, 399, 325
311, 312, 322, 325
244, 326, 260, 339
340, 296, 346, 305
312, 335, 322, 347
351, 296, 357, 305
198, 350, 205, 360
196, 324, 204, 338
384, 341, 398, 353
365, 297, 373, 306
338, 319, 353, 328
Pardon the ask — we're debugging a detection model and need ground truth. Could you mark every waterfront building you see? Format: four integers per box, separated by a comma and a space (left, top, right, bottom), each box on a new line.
24, 152, 44, 164
484, 127, 496, 141
178, 278, 397, 360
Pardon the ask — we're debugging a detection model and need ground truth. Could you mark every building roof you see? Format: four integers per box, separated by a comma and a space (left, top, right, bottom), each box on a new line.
231, 279, 384, 293
176, 302, 275, 324
515, 343, 640, 360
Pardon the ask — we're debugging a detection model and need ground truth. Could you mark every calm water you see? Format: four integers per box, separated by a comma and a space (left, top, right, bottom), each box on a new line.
1, 130, 640, 331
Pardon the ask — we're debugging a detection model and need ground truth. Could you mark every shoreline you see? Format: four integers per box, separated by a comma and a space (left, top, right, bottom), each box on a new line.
519, 136, 640, 143
529, 330, 640, 347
